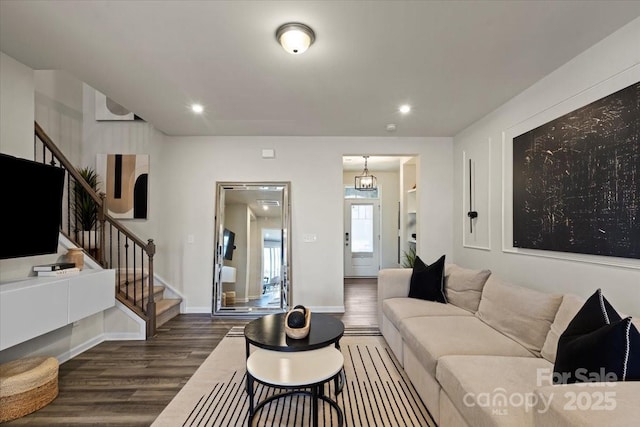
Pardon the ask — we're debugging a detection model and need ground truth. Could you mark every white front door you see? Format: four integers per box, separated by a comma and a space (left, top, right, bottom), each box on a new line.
344, 200, 380, 277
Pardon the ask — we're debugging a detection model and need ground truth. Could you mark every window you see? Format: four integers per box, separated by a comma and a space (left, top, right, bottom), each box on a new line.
263, 242, 281, 282
351, 204, 374, 253
344, 186, 379, 199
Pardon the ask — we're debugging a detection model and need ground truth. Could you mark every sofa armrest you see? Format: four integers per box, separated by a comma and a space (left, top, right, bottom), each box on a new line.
377, 268, 412, 325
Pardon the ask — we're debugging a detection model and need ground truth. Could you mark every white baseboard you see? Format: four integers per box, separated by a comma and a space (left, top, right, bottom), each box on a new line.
104, 331, 145, 341
185, 305, 344, 314
184, 306, 212, 314
307, 306, 345, 314
57, 334, 105, 364
56, 330, 145, 364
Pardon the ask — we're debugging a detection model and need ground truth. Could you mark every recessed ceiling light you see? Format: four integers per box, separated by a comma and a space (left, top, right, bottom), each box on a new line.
262, 205, 269, 211
191, 104, 204, 114
399, 104, 411, 114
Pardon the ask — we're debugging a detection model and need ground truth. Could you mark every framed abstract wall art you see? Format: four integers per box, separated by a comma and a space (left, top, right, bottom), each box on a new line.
95, 90, 135, 121
512, 81, 639, 259
97, 154, 149, 219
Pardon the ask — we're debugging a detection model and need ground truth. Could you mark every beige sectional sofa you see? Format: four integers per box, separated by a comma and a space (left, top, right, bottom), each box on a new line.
378, 264, 640, 427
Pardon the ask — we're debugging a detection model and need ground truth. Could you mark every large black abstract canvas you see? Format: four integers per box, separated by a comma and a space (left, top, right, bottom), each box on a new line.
513, 82, 640, 259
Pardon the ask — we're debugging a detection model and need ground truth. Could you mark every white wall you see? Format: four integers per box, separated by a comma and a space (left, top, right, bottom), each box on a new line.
224, 203, 250, 302
343, 170, 401, 269
35, 70, 83, 167
81, 84, 165, 245
35, 70, 83, 112
0, 59, 143, 363
250, 217, 282, 299
156, 137, 452, 312
0, 52, 33, 159
401, 161, 417, 261
0, 53, 61, 281
453, 17, 640, 316
1, 60, 451, 317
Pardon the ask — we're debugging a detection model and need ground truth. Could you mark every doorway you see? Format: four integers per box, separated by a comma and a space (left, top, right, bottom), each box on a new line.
344, 199, 380, 277
342, 155, 418, 279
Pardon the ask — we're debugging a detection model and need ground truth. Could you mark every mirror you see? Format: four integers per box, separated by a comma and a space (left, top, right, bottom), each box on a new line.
213, 182, 290, 316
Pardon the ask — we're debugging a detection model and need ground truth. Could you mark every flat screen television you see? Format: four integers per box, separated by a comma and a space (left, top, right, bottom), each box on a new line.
222, 228, 236, 260
0, 153, 66, 259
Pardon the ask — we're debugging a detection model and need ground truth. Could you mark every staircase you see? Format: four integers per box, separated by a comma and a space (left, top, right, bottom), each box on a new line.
34, 122, 181, 337
116, 268, 181, 328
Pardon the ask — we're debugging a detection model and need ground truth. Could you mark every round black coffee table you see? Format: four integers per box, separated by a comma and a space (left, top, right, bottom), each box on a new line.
244, 313, 345, 426
244, 312, 344, 358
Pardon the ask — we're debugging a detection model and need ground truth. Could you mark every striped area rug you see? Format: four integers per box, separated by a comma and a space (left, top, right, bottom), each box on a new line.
153, 326, 435, 427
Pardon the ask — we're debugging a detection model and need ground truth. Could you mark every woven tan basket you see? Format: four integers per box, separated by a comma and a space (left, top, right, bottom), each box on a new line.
285, 308, 311, 339
0, 356, 59, 422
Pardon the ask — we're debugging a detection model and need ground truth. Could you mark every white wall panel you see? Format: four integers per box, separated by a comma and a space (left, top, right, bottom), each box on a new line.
453, 17, 640, 315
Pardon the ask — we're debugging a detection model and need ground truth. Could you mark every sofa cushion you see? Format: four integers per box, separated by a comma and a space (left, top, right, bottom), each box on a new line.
444, 264, 491, 313
399, 316, 533, 378
475, 276, 562, 356
383, 298, 472, 327
436, 355, 552, 427
534, 381, 640, 427
541, 294, 585, 363
408, 255, 447, 303
554, 289, 640, 384
541, 293, 640, 364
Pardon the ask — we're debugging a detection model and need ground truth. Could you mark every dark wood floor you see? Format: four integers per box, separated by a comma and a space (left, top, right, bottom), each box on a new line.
5, 279, 377, 426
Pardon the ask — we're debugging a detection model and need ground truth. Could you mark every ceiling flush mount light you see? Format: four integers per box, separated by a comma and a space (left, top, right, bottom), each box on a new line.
276, 22, 315, 54
399, 104, 411, 114
191, 104, 204, 114
355, 156, 377, 191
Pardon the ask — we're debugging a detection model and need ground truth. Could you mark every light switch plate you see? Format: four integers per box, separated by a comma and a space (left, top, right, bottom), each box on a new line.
303, 234, 317, 243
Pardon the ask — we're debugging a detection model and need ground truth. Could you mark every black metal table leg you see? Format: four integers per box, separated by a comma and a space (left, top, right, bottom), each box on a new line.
334, 368, 345, 395
247, 373, 254, 427
312, 385, 319, 427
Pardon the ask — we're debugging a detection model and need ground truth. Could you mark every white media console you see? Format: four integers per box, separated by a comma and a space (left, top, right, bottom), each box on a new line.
0, 269, 115, 351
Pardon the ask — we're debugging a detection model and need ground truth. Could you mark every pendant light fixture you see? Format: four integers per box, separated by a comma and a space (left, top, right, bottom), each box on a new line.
355, 156, 377, 191
276, 22, 315, 54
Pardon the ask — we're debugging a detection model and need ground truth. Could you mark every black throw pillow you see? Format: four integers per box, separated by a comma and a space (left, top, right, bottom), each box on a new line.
408, 255, 447, 304
553, 288, 640, 384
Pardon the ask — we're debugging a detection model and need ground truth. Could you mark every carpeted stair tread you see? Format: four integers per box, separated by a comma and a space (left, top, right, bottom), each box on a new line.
118, 285, 165, 311
118, 284, 164, 296
155, 298, 182, 327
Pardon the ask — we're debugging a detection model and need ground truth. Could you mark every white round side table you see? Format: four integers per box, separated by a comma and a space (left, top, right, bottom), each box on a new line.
246, 345, 344, 427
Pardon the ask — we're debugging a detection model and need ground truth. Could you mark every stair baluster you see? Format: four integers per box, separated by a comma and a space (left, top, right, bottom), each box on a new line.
33, 121, 163, 338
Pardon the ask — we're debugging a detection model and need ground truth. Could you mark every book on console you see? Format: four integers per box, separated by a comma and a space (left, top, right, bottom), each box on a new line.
37, 267, 80, 277
33, 262, 76, 272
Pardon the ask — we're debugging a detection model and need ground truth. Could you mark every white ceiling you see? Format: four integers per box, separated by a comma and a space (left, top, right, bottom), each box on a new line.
1, 1, 639, 137
225, 189, 282, 219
